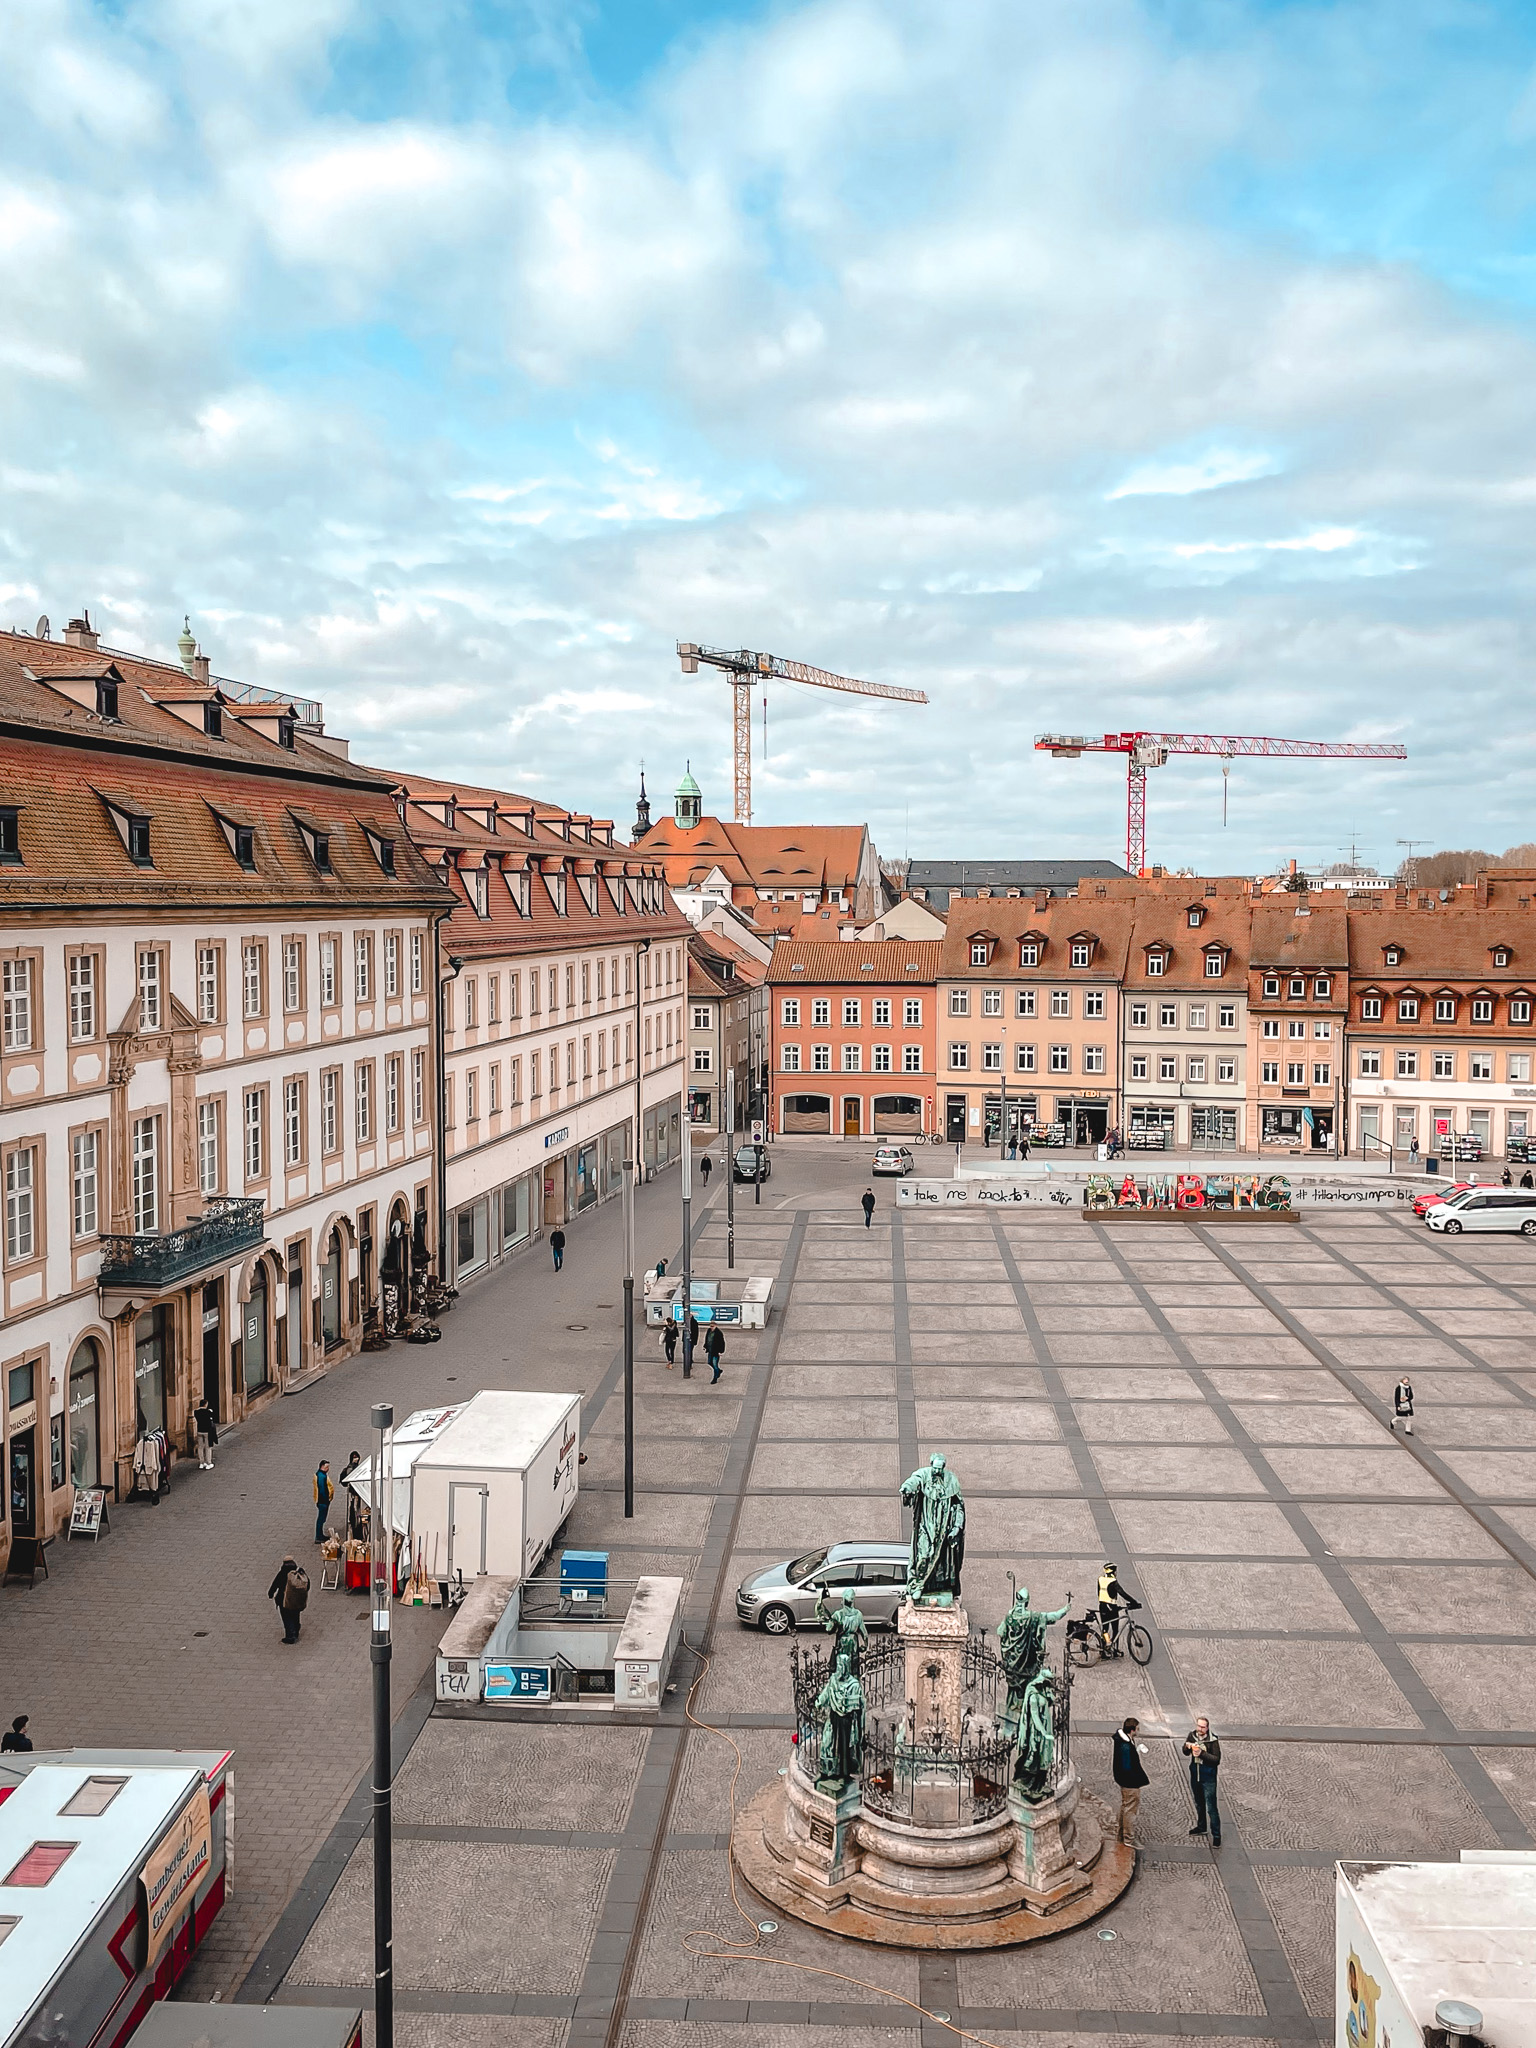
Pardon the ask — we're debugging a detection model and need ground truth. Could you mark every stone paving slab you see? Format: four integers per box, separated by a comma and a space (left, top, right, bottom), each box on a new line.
1167, 1639, 1421, 1727
1137, 1561, 1356, 1634
1301, 1502, 1510, 1559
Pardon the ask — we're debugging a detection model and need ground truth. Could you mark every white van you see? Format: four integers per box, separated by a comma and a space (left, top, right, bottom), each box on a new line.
1426, 1188, 1536, 1235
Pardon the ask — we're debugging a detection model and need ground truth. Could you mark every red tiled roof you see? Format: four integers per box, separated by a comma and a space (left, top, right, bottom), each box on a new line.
767, 940, 942, 986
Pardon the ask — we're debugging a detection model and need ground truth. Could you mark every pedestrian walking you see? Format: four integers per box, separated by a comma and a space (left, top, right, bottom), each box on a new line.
1112, 1715, 1149, 1845
1, 1714, 33, 1754
551, 1227, 567, 1272
700, 1154, 712, 1189
1183, 1716, 1222, 1846
313, 1459, 333, 1544
341, 1451, 366, 1537
1503, 1167, 1514, 1187
663, 1320, 678, 1368
269, 1557, 309, 1644
1410, 1137, 1420, 1164
705, 1325, 726, 1383
683, 1312, 699, 1379
193, 1396, 218, 1470
861, 1188, 876, 1229
1523, 1170, 1534, 1190
1391, 1376, 1414, 1436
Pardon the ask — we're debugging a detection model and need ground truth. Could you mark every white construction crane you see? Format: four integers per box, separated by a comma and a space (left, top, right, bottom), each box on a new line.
677, 642, 928, 824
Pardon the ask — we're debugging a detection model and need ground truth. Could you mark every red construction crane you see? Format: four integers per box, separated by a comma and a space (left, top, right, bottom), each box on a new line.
1035, 729, 1408, 875
678, 642, 928, 824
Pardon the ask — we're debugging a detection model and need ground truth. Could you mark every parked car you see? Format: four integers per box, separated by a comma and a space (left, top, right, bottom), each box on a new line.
1425, 1189, 1536, 1235
733, 1144, 771, 1183
736, 1541, 909, 1633
1413, 1181, 1481, 1218
872, 1145, 915, 1177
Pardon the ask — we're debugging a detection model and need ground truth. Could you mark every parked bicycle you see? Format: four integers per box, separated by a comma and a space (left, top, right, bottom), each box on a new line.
1065, 1604, 1152, 1667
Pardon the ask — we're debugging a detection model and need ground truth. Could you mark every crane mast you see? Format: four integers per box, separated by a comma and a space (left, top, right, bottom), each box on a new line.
1035, 729, 1409, 874
679, 642, 927, 823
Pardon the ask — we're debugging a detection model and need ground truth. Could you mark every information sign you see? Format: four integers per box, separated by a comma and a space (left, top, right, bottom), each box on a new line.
67, 1488, 109, 1542
750, 1120, 765, 1144
483, 1660, 552, 1702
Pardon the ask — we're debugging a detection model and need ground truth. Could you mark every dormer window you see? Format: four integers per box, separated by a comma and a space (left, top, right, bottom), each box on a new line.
362, 827, 396, 877
128, 816, 151, 864
1472, 995, 1495, 1024
1494, 948, 1511, 968
1020, 941, 1040, 967
1071, 941, 1091, 968
96, 679, 119, 721
1361, 995, 1382, 1020
204, 701, 223, 738
970, 940, 990, 966
0, 809, 18, 865
466, 867, 489, 918
1314, 976, 1330, 998
1188, 907, 1204, 927
1384, 947, 1401, 966
234, 826, 255, 870
1263, 975, 1280, 998
1435, 994, 1456, 1023
1204, 949, 1224, 979
292, 815, 331, 873
1146, 952, 1165, 977
277, 716, 296, 750
1398, 994, 1418, 1022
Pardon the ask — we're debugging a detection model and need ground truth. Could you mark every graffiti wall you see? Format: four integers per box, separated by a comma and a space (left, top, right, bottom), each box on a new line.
896, 1172, 1426, 1210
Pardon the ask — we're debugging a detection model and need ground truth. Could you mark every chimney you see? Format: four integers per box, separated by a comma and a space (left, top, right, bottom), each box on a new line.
192, 649, 211, 686
1034, 888, 1050, 910
63, 610, 99, 652
1288, 858, 1297, 877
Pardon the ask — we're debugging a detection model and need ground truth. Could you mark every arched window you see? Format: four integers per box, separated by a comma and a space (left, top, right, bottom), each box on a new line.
68, 1339, 100, 1491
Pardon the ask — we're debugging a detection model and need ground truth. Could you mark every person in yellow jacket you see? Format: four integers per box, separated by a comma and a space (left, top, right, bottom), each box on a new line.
1097, 1562, 1141, 1656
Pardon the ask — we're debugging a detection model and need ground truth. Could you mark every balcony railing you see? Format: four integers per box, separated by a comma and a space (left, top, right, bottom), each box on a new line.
99, 1196, 267, 1293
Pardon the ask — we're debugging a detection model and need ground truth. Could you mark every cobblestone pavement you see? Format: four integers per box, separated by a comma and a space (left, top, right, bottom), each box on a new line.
20, 1145, 1536, 2043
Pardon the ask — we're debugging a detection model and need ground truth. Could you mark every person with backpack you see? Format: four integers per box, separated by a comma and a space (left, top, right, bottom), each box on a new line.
313, 1459, 333, 1544
1391, 1376, 1415, 1436
269, 1556, 309, 1643
193, 1396, 218, 1470
551, 1227, 566, 1272
704, 1324, 726, 1383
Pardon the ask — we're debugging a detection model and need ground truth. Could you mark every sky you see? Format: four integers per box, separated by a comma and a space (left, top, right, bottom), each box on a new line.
5, 0, 1536, 876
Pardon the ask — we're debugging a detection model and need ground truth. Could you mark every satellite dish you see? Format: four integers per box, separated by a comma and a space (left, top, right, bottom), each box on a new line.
35, 615, 49, 639
1440, 888, 1450, 900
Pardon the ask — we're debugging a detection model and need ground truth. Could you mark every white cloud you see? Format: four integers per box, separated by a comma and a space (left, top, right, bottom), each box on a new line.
1108, 449, 1281, 499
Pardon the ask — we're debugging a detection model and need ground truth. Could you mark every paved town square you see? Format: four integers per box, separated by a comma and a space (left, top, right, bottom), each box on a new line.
16, 1141, 1529, 2044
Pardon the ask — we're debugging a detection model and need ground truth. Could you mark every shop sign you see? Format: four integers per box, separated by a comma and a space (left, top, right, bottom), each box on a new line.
141, 1783, 212, 1966
67, 1488, 109, 1541
543, 1127, 570, 1150
484, 1661, 552, 1702
7, 1399, 37, 1433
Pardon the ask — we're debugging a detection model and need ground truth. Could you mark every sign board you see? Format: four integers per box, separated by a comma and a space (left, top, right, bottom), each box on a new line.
543, 1127, 570, 1151
750, 1120, 765, 1144
141, 1783, 212, 1967
435, 1655, 481, 1703
67, 1488, 109, 1541
483, 1660, 552, 1702
672, 1302, 739, 1323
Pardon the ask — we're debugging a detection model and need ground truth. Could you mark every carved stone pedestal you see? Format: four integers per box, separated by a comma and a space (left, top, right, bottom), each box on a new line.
899, 1598, 969, 1743
783, 1756, 863, 1897
1006, 1763, 1092, 1910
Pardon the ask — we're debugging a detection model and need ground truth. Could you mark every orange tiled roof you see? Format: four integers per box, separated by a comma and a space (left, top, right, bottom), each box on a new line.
636, 815, 868, 892
767, 939, 943, 986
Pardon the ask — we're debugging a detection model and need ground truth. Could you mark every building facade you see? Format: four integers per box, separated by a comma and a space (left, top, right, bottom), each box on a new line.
1247, 898, 1349, 1152
634, 774, 886, 921
394, 776, 690, 1286
1115, 880, 1251, 1150
768, 941, 941, 1138
0, 626, 447, 1562
687, 933, 768, 1142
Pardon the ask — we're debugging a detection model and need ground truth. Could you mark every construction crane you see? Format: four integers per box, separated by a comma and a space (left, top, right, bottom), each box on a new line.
1035, 729, 1408, 875
677, 642, 928, 824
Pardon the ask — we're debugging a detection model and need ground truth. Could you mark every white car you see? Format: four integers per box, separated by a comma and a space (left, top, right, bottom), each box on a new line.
872, 1145, 916, 1176
1426, 1188, 1536, 1236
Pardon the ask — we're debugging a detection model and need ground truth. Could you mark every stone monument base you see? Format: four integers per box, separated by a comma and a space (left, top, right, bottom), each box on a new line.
733, 1758, 1133, 1949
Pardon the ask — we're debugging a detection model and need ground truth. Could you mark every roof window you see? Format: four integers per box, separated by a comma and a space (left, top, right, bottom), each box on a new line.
234, 826, 255, 871
128, 816, 152, 865
5, 1842, 75, 1887
0, 809, 19, 865
60, 1776, 127, 1817
363, 828, 396, 878
95, 679, 119, 721
203, 701, 223, 738
293, 817, 331, 873
277, 716, 296, 750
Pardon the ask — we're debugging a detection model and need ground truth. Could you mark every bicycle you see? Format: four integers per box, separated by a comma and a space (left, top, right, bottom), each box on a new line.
1065, 1604, 1152, 1667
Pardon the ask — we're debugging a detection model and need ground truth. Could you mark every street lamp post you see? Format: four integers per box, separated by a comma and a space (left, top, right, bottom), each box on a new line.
726, 1065, 736, 1269
369, 1402, 395, 2048
622, 1144, 635, 1518
680, 1109, 693, 1375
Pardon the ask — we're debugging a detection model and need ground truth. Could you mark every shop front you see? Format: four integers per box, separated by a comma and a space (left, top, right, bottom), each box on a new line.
7, 1361, 39, 1544
982, 1094, 1036, 1146
688, 1086, 713, 1127
1054, 1095, 1109, 1145
643, 1097, 683, 1168
1190, 1105, 1240, 1151
780, 1091, 832, 1135
68, 1340, 101, 1494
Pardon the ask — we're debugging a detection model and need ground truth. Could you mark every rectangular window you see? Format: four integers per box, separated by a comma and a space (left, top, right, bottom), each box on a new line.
466, 1069, 477, 1121
1286, 1061, 1306, 1085
283, 1079, 303, 1165
384, 932, 400, 999
509, 1056, 521, 1102
2, 960, 33, 1050
321, 1070, 338, 1154
1473, 998, 1494, 1023
782, 1045, 801, 1071
1188, 1004, 1207, 1029
1396, 1051, 1418, 1079
692, 1004, 711, 1030
982, 988, 1002, 1016
4, 1145, 35, 1261
982, 1043, 1001, 1070
781, 998, 800, 1025
243, 1090, 264, 1181
1218, 1004, 1236, 1029
412, 1050, 425, 1124
1186, 1056, 1206, 1082
1511, 999, 1531, 1025
1084, 990, 1105, 1018
1289, 1019, 1306, 1039
488, 1062, 500, 1114
1159, 1056, 1177, 1081
138, 949, 161, 1031
1358, 1050, 1382, 1077
843, 998, 862, 1025
1362, 996, 1382, 1020
1017, 989, 1037, 1019
69, 954, 96, 1042
1435, 997, 1455, 1023
1130, 1053, 1148, 1080
1314, 976, 1331, 998
197, 1100, 219, 1195
1262, 1060, 1280, 1084
1399, 997, 1419, 1022
1160, 1003, 1177, 1029
320, 939, 336, 1008
1314, 1020, 1332, 1039
1217, 1058, 1236, 1083
873, 999, 891, 1026
1263, 1019, 1280, 1039
1205, 953, 1223, 978
693, 1046, 712, 1071
283, 939, 302, 1013
873, 1044, 892, 1071
464, 978, 477, 1028
132, 1118, 158, 1232
1433, 1051, 1455, 1080
1290, 977, 1305, 997
355, 935, 372, 1001
197, 945, 219, 1024
812, 998, 831, 1026
904, 1044, 923, 1073
1130, 1001, 1148, 1028
1146, 954, 1165, 977
242, 943, 262, 1020
949, 989, 969, 1016
949, 1042, 969, 1070
1084, 1045, 1106, 1074
1313, 1062, 1331, 1086
410, 931, 424, 994
1020, 942, 1039, 967
1017, 1043, 1036, 1072
1470, 1052, 1494, 1081
812, 1044, 831, 1071
970, 940, 989, 966
386, 1055, 402, 1132
72, 1130, 98, 1238
842, 1044, 862, 1072
1050, 1044, 1070, 1073
356, 1065, 372, 1142
1071, 941, 1091, 968
904, 998, 922, 1025
1050, 989, 1070, 1017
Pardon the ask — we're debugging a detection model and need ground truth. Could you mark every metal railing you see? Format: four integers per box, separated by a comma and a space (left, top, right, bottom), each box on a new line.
99, 1195, 266, 1290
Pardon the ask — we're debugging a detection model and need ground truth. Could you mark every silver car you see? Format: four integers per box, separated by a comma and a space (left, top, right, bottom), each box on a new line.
736, 1542, 909, 1634
872, 1145, 916, 1176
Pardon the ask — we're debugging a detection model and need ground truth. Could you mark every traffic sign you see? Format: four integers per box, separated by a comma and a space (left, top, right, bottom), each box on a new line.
751, 1120, 765, 1144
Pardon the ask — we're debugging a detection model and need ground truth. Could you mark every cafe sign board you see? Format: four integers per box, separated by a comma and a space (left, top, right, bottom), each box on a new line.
141, 1783, 212, 1965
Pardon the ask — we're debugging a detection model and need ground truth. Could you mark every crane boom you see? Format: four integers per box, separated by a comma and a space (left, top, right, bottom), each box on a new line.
678, 641, 928, 822
1034, 728, 1408, 873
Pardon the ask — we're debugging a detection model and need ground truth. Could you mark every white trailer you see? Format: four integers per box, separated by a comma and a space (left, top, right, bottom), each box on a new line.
410, 1390, 581, 1588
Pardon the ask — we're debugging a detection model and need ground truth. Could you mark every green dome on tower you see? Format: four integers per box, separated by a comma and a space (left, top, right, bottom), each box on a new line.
675, 763, 703, 830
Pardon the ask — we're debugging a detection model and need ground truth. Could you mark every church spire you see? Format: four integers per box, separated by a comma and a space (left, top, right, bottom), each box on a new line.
633, 762, 652, 841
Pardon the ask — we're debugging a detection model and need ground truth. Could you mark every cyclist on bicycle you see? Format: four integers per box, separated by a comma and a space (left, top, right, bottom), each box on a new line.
1097, 1562, 1141, 1655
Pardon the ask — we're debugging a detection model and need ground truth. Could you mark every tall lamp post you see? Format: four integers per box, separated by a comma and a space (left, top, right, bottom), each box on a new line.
369, 1402, 395, 2048
628, 935, 651, 1512
680, 1107, 693, 1375
726, 1065, 735, 1269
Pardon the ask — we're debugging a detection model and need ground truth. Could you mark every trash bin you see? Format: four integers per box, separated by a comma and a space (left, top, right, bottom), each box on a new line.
1425, 1156, 1439, 1175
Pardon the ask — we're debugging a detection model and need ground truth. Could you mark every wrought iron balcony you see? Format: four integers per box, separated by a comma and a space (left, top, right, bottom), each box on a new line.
98, 1196, 267, 1294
